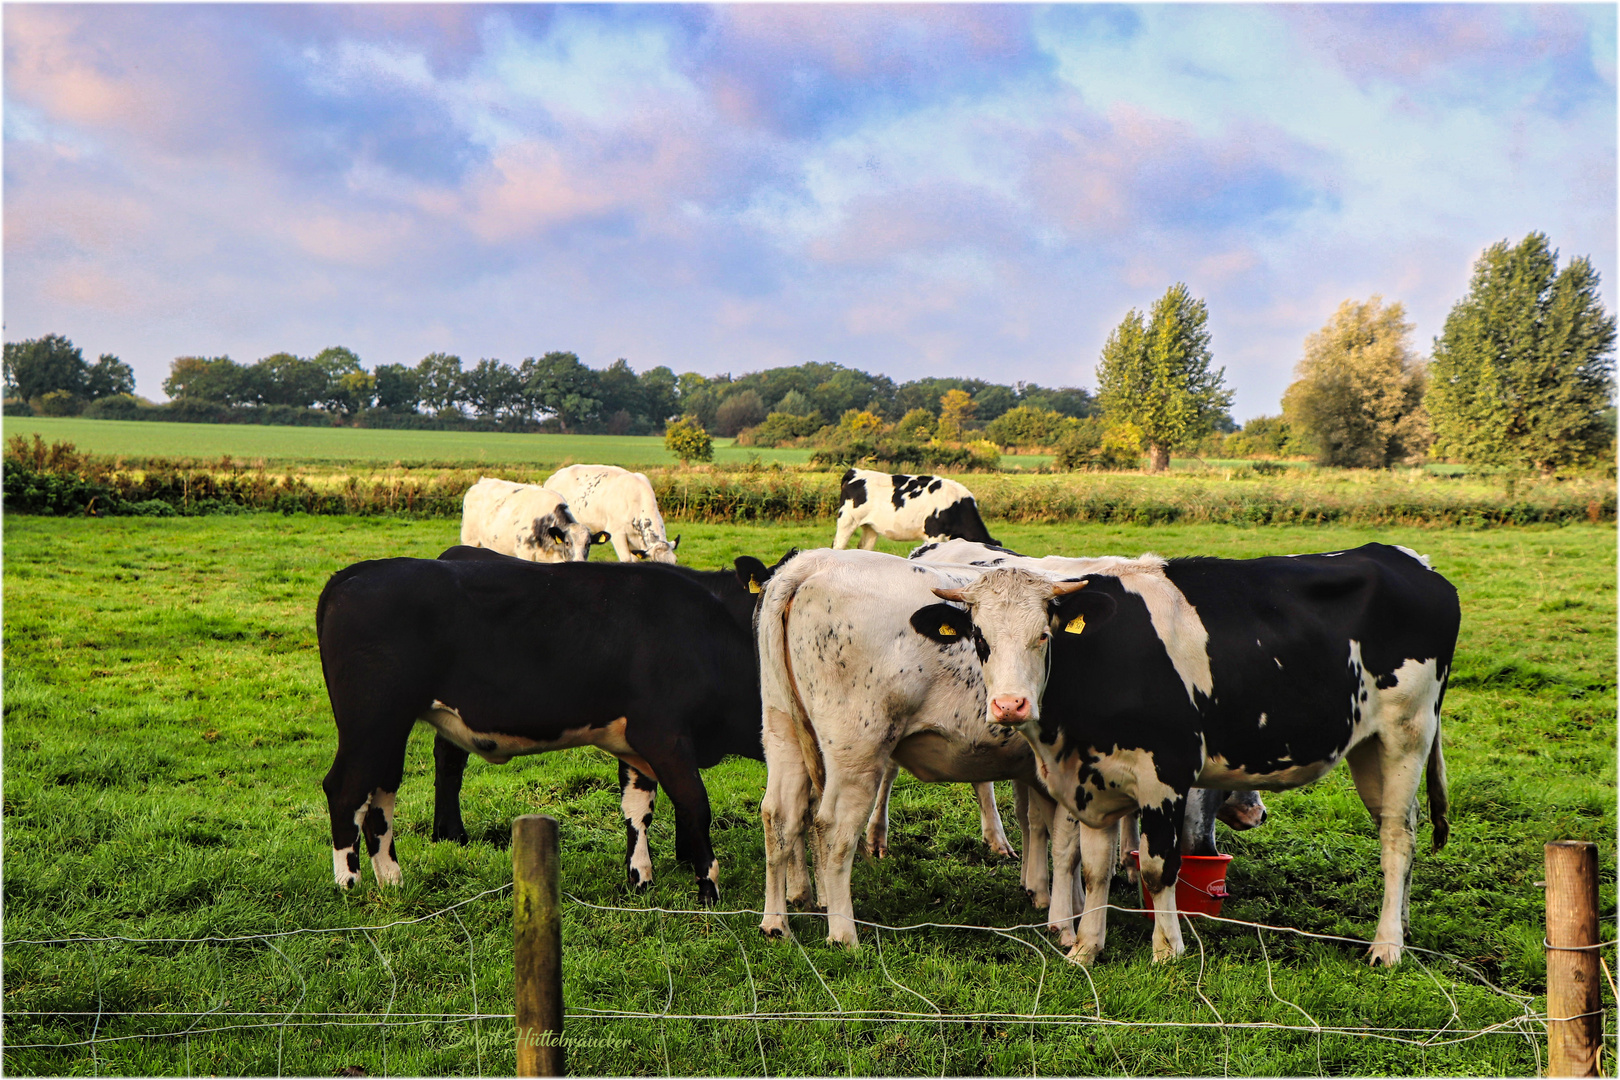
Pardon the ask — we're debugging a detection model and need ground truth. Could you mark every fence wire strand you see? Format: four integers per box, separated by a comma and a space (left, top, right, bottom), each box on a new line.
6, 885, 1610, 1074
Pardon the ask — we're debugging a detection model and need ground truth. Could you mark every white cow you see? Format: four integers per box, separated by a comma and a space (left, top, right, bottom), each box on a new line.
459, 477, 606, 563
833, 468, 998, 550
755, 547, 1084, 948
544, 464, 680, 563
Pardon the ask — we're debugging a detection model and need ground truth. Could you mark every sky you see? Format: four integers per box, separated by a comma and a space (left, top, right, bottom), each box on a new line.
4, 3, 1615, 419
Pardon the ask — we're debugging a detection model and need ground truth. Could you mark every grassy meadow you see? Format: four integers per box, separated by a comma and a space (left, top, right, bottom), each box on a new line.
3, 512, 1614, 1076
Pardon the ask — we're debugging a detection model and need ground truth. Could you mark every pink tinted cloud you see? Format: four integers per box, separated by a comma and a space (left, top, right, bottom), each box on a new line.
715, 4, 1025, 78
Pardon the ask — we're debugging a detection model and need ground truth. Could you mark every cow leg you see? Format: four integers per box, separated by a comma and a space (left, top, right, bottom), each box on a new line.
1014, 780, 1052, 909
975, 782, 1015, 858
1180, 788, 1224, 856
832, 515, 858, 550
323, 723, 411, 889
618, 760, 658, 892
628, 731, 718, 906
431, 736, 470, 844
1349, 735, 1427, 967
1117, 812, 1141, 884
761, 707, 813, 938
865, 761, 899, 859
1047, 804, 1082, 946
362, 789, 403, 886
1069, 819, 1118, 965
608, 530, 635, 563
813, 760, 885, 947
1136, 798, 1188, 962
856, 525, 880, 551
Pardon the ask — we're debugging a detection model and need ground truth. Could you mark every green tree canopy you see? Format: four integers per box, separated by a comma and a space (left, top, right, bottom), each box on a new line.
5, 334, 89, 402
522, 351, 601, 432
414, 352, 465, 414
1096, 283, 1233, 471
1282, 297, 1430, 468
1427, 233, 1616, 473
86, 354, 137, 400
162, 356, 252, 405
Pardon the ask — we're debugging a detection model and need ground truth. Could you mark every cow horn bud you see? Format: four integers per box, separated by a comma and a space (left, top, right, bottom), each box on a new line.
932, 586, 968, 603
1050, 579, 1089, 596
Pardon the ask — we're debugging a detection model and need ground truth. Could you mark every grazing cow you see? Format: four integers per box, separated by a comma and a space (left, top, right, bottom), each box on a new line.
755, 548, 1083, 947
833, 469, 997, 550
545, 464, 680, 563
460, 477, 607, 562
316, 555, 774, 904
428, 544, 789, 894
912, 540, 1457, 966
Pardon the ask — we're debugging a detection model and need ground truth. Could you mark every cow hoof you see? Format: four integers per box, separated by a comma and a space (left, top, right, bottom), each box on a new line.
695, 880, 720, 907
989, 842, 1016, 860
869, 843, 888, 860
432, 828, 470, 846
1151, 942, 1185, 963
335, 874, 360, 890
1025, 888, 1050, 910
1366, 943, 1402, 967
760, 920, 790, 940
1065, 943, 1101, 966
628, 878, 651, 894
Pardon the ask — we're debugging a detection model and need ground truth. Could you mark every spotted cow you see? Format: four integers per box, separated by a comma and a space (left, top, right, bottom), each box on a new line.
833, 468, 997, 551
460, 477, 607, 562
544, 464, 680, 563
912, 538, 1457, 966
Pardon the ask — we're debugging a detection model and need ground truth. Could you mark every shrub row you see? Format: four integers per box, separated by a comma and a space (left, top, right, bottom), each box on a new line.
5, 436, 1613, 526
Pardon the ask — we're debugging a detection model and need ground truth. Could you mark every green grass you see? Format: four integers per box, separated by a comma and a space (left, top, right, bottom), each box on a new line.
2, 417, 817, 468
3, 517, 1615, 1076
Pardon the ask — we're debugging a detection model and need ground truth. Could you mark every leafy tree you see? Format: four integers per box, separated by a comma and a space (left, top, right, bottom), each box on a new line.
86, 354, 136, 400
312, 346, 365, 414
775, 389, 813, 415
639, 366, 680, 427
251, 352, 330, 409
715, 389, 767, 436
895, 376, 989, 417
675, 372, 726, 431
1016, 383, 1096, 418
1225, 415, 1294, 459
461, 359, 525, 419
522, 351, 601, 432
1427, 233, 1616, 473
162, 356, 252, 405
372, 364, 421, 412
415, 353, 465, 414
984, 406, 1078, 448
664, 414, 713, 462
5, 334, 89, 402
971, 384, 1016, 423
838, 409, 884, 438
596, 359, 645, 425
1096, 283, 1233, 472
1054, 416, 1140, 471
937, 389, 976, 442
1282, 297, 1430, 468
893, 407, 936, 441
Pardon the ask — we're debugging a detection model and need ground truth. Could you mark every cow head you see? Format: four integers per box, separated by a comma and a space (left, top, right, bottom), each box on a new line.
631, 534, 680, 564
924, 568, 1116, 726
531, 515, 601, 562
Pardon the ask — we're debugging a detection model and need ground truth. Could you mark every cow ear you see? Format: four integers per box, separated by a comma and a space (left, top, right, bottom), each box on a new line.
734, 556, 769, 594
909, 603, 974, 645
671, 534, 681, 551
546, 526, 568, 544
631, 549, 648, 560
1049, 587, 1115, 635
591, 531, 611, 545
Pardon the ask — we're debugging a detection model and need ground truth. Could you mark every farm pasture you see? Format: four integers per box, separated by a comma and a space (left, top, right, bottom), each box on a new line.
3, 514, 1614, 1075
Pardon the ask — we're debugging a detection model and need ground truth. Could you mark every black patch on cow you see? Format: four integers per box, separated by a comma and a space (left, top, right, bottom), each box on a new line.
347, 851, 361, 873
891, 472, 937, 509
920, 497, 998, 545
909, 603, 974, 646
971, 626, 990, 664
1048, 585, 1117, 635
473, 737, 497, 753
840, 469, 868, 508
632, 770, 659, 793
734, 556, 770, 596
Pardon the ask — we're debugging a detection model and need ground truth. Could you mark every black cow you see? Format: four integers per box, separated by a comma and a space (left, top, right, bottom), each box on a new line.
429, 544, 793, 893
316, 551, 787, 904
914, 539, 1458, 966
833, 468, 997, 549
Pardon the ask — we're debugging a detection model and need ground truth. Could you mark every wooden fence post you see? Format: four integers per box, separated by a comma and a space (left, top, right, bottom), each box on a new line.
515, 815, 564, 1077
1545, 840, 1602, 1078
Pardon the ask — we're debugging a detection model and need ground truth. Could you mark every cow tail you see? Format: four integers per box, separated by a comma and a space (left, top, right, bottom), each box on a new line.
756, 554, 828, 796
1426, 724, 1450, 851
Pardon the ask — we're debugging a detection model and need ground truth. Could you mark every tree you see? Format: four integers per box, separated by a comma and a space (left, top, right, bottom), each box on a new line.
1427, 233, 1616, 473
163, 355, 251, 404
461, 359, 525, 419
664, 414, 713, 462
639, 366, 680, 428
1096, 283, 1233, 471
415, 352, 465, 414
715, 389, 767, 436
893, 407, 936, 441
1282, 297, 1430, 468
5, 334, 88, 402
984, 406, 1078, 449
1016, 383, 1096, 418
971, 384, 1016, 423
1225, 415, 1294, 459
86, 354, 136, 400
372, 364, 421, 412
251, 352, 330, 409
937, 389, 976, 442
522, 351, 601, 432
313, 346, 366, 414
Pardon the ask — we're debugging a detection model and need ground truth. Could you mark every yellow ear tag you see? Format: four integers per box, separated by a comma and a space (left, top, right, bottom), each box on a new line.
1064, 615, 1086, 635
748, 578, 762, 594
938, 623, 958, 636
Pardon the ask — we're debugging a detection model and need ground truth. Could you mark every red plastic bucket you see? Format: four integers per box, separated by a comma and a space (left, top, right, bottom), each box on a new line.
1127, 851, 1233, 918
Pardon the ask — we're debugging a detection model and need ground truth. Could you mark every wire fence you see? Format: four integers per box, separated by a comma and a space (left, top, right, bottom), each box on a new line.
9, 881, 1610, 1077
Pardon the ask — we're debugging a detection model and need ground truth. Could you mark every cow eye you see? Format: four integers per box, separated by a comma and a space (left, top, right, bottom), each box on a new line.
1038, 630, 1051, 644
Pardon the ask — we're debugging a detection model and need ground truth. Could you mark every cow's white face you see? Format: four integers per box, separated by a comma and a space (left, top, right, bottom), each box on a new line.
926, 569, 1113, 726
544, 521, 604, 562
632, 534, 680, 564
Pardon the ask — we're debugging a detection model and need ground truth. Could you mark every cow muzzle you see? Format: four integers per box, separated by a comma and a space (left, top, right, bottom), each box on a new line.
989, 695, 1031, 724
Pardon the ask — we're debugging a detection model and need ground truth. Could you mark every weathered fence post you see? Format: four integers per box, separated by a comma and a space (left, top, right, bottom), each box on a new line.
1545, 840, 1602, 1078
514, 815, 564, 1077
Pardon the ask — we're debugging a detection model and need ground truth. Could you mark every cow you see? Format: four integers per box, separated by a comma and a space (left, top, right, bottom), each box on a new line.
755, 547, 1086, 948
833, 468, 997, 550
316, 554, 776, 904
910, 539, 1457, 967
1117, 789, 1268, 884
544, 464, 680, 563
427, 544, 788, 894
460, 477, 608, 562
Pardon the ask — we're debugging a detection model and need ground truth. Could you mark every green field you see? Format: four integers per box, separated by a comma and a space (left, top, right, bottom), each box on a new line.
3, 515, 1614, 1076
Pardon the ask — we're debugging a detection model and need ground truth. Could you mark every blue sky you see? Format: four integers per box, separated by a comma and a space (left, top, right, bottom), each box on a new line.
5, 3, 1615, 419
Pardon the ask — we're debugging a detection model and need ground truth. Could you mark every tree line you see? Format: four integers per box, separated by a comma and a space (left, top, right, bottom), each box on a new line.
7, 231, 1611, 475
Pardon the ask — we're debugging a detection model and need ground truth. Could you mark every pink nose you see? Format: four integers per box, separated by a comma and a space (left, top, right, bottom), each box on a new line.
989, 696, 1030, 723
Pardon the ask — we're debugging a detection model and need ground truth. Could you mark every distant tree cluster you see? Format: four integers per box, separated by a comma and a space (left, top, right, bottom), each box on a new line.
4, 334, 136, 417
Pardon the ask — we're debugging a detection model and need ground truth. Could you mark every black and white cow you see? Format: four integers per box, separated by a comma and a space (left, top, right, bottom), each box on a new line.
833, 468, 997, 550
912, 539, 1457, 966
316, 553, 780, 904
427, 544, 790, 893
755, 548, 1085, 948
460, 477, 608, 562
